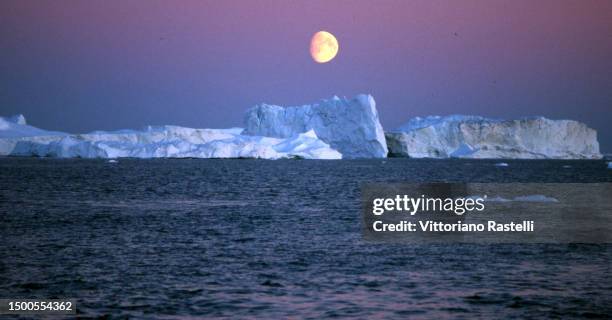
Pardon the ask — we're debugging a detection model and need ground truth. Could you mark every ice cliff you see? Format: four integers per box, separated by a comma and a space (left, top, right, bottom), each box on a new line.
386, 115, 601, 159
0, 115, 341, 159
243, 94, 388, 159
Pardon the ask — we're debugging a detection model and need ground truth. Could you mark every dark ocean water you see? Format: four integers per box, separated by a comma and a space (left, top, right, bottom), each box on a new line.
1, 158, 611, 319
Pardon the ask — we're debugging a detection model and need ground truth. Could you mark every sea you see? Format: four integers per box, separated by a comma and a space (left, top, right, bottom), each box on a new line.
1, 158, 611, 318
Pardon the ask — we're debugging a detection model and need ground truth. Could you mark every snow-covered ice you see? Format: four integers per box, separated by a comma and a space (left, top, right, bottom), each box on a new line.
0, 114, 66, 138
386, 115, 601, 159
1, 100, 605, 160
244, 94, 388, 158
0, 115, 341, 159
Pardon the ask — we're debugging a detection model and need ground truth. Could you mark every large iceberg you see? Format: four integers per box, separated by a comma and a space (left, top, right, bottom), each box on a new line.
386, 115, 602, 159
243, 94, 388, 158
0, 115, 341, 159
0, 114, 65, 138
3, 101, 604, 160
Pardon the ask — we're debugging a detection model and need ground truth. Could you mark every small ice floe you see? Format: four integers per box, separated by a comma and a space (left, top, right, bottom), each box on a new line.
471, 195, 559, 203
608, 162, 612, 169
484, 196, 511, 202
466, 195, 510, 202
108, 159, 118, 163
494, 162, 509, 167
513, 195, 559, 203
562, 165, 572, 169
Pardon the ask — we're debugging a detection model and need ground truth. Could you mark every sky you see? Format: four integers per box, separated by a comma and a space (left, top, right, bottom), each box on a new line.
1, 0, 611, 150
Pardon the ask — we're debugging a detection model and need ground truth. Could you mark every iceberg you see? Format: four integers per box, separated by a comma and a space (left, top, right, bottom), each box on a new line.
0, 115, 341, 159
244, 94, 388, 159
386, 115, 602, 159
2, 100, 604, 160
0, 114, 66, 138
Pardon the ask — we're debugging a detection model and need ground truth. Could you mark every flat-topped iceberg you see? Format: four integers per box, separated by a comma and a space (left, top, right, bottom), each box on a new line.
386, 115, 602, 159
244, 94, 388, 158
0, 115, 341, 159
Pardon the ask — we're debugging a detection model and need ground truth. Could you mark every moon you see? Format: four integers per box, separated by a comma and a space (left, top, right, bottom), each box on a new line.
310, 31, 339, 63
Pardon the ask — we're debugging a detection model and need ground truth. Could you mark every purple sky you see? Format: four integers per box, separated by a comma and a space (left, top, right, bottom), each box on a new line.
1, 0, 611, 150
